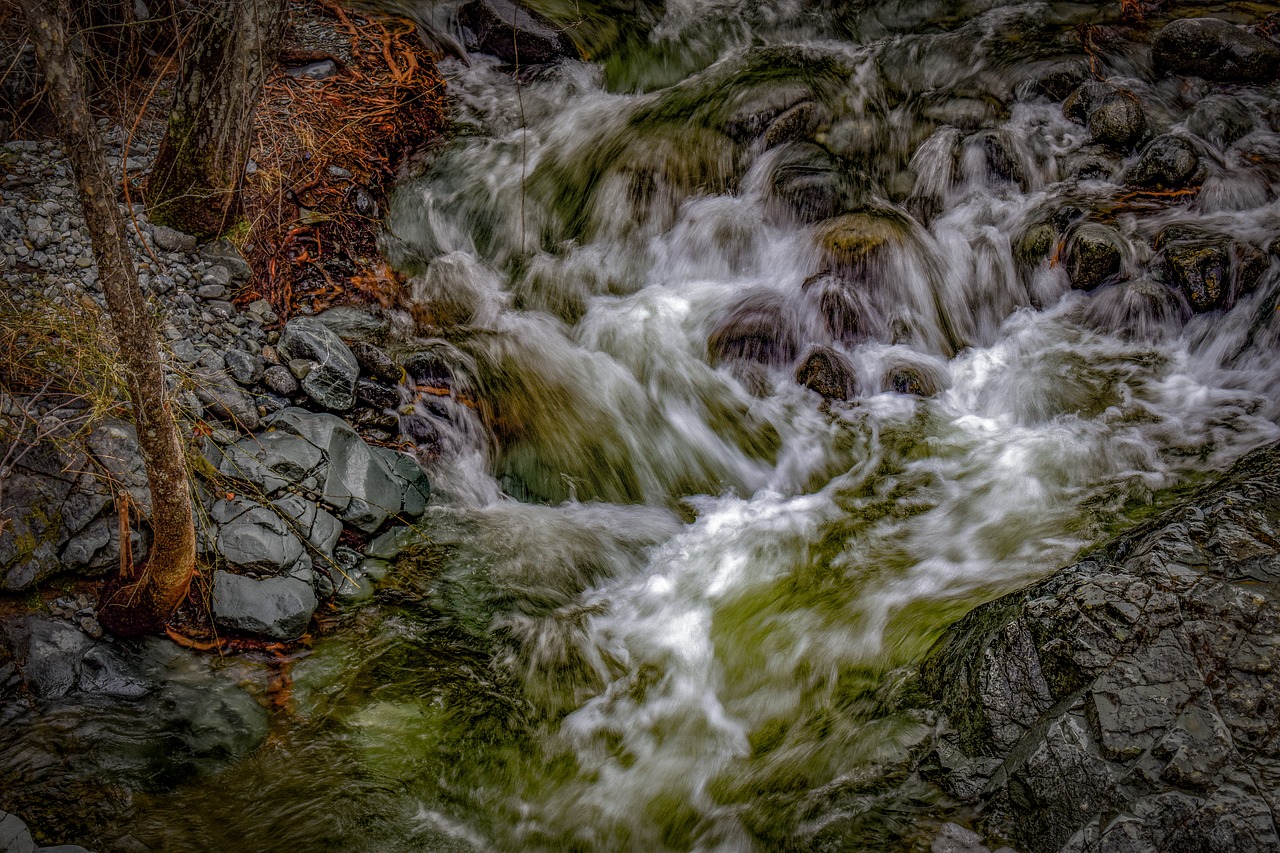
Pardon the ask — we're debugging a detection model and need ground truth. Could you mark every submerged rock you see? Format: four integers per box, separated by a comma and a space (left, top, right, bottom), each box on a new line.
917, 440, 1280, 853
1151, 17, 1280, 83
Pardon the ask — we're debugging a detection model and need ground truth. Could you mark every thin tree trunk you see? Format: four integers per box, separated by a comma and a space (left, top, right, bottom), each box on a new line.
19, 0, 196, 637
146, 0, 283, 238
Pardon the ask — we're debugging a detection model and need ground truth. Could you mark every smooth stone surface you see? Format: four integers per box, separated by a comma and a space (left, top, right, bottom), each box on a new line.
192, 367, 260, 430
277, 317, 359, 411
213, 498, 305, 574
0, 810, 35, 853
211, 572, 317, 640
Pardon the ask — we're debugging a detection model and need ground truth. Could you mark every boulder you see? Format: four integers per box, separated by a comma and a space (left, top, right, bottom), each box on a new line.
348, 341, 400, 383
271, 493, 342, 557
1, 617, 93, 699
917, 441, 1280, 853
1124, 134, 1200, 190
794, 345, 858, 400
149, 224, 196, 253
0, 809, 35, 853
211, 498, 305, 574
459, 0, 577, 65
211, 572, 317, 640
1065, 223, 1123, 290
1087, 94, 1147, 151
276, 317, 359, 411
1151, 17, 1280, 83
311, 306, 392, 345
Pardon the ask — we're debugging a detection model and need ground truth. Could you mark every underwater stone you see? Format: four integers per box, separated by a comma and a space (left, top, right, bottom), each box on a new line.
459, 0, 577, 65
1186, 95, 1255, 150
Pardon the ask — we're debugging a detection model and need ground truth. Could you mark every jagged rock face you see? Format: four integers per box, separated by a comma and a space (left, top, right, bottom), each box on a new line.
917, 441, 1280, 853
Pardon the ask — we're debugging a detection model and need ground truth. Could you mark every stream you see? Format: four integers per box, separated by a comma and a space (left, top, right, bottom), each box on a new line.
9, 0, 1280, 851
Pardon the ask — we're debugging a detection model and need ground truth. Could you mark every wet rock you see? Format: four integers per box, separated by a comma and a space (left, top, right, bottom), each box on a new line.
356, 378, 399, 410
1061, 145, 1120, 182
1186, 95, 1255, 150
1151, 17, 1280, 83
819, 211, 906, 270
764, 101, 821, 147
1123, 134, 1200, 190
192, 367, 260, 430
77, 641, 165, 699
1062, 81, 1120, 125
402, 348, 456, 386
1016, 223, 1057, 266
884, 364, 944, 396
802, 273, 861, 341
1027, 61, 1089, 102
348, 340, 400, 383
149, 224, 196, 253
277, 317, 359, 411
86, 420, 150, 512
770, 142, 852, 223
1, 617, 92, 699
707, 294, 799, 366
1087, 94, 1147, 151
211, 572, 317, 641
1164, 240, 1230, 312
224, 349, 265, 386
795, 345, 857, 400
1065, 223, 1123, 290
917, 441, 1280, 853
459, 0, 577, 65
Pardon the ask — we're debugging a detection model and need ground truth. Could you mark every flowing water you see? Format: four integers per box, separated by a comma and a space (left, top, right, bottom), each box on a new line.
10, 1, 1280, 851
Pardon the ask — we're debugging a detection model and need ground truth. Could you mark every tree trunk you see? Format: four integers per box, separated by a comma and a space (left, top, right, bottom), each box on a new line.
145, 0, 284, 239
19, 0, 197, 638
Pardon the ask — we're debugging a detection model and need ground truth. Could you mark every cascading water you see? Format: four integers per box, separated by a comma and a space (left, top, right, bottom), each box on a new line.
129, 1, 1280, 850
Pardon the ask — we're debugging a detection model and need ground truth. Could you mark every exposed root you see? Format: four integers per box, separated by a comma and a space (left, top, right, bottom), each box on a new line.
236, 0, 448, 321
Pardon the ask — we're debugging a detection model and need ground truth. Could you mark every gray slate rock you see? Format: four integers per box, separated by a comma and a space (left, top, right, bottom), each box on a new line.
917, 440, 1280, 853
1, 617, 93, 699
277, 317, 359, 411
211, 572, 317, 640
0, 810, 35, 853
198, 239, 253, 284
349, 340, 400, 382
211, 497, 305, 573
1152, 17, 1280, 83
193, 367, 260, 430
311, 306, 392, 344
224, 349, 265, 385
